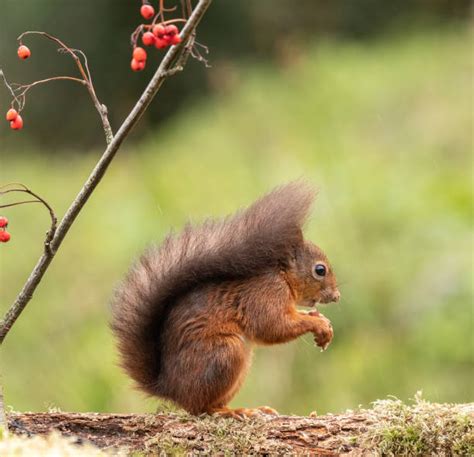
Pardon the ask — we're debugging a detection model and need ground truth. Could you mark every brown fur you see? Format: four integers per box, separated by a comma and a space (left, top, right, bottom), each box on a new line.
111, 181, 340, 414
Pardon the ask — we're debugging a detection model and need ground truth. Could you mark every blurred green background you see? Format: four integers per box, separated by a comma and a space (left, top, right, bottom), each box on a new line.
0, 2, 472, 416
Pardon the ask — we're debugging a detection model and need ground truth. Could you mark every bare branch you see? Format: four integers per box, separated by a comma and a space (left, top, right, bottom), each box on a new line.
15, 31, 113, 144
0, 199, 43, 207
0, 183, 29, 191
0, 186, 57, 253
11, 76, 85, 89
8, 76, 86, 111
0, 71, 22, 111
131, 24, 146, 47
0, 0, 213, 344
190, 40, 210, 67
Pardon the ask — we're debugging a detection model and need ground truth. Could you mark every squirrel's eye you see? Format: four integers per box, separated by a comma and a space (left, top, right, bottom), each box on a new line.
313, 263, 327, 279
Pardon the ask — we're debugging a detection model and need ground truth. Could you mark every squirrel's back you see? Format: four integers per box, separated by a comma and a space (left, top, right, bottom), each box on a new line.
111, 182, 315, 396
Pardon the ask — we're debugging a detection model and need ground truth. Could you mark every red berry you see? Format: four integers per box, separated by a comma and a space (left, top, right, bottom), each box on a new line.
170, 34, 182, 45
0, 217, 8, 228
17, 45, 31, 59
0, 231, 11, 243
6, 109, 18, 121
142, 31, 156, 46
165, 24, 179, 36
155, 38, 168, 49
133, 47, 147, 62
10, 114, 23, 130
140, 4, 155, 20
153, 24, 166, 38
131, 59, 145, 72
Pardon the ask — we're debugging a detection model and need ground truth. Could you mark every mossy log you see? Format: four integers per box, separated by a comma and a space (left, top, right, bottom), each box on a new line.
8, 410, 371, 455
7, 400, 474, 455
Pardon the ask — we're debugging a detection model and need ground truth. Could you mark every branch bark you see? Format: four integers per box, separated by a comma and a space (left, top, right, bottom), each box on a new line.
0, 0, 213, 343
16, 31, 114, 143
0, 184, 58, 253
6, 403, 474, 454
6, 411, 372, 455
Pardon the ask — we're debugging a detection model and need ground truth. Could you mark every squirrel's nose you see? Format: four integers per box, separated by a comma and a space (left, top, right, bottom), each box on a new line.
331, 289, 341, 303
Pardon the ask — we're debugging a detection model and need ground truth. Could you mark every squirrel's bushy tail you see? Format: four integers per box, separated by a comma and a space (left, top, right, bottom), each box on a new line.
111, 181, 315, 395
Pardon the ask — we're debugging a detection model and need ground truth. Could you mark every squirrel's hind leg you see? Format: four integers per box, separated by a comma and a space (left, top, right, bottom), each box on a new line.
164, 332, 251, 415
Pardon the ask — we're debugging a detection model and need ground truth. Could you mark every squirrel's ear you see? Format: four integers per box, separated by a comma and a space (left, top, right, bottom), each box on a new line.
288, 235, 303, 268
296, 227, 304, 243
292, 227, 304, 250
287, 255, 297, 271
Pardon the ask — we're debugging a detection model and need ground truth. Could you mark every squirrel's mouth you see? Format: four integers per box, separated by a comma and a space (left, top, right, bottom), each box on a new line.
298, 293, 335, 310
317, 289, 340, 305
297, 298, 322, 310
297, 298, 318, 309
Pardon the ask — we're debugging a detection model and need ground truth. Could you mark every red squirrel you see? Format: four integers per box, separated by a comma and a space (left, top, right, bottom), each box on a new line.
111, 182, 340, 418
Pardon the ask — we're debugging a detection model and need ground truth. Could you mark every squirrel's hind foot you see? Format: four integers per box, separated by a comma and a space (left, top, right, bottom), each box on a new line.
255, 405, 279, 416
208, 406, 279, 420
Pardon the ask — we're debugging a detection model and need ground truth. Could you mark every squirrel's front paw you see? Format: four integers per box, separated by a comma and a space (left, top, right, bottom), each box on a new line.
310, 313, 333, 350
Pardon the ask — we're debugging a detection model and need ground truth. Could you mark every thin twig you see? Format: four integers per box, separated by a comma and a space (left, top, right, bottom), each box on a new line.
131, 24, 146, 47
163, 32, 195, 76
0, 71, 22, 110
11, 76, 85, 89
68, 49, 94, 85
149, 0, 178, 27
186, 0, 193, 17
0, 200, 42, 207
0, 0, 213, 344
0, 187, 58, 253
190, 40, 210, 67
0, 183, 29, 191
9, 76, 86, 111
16, 31, 113, 144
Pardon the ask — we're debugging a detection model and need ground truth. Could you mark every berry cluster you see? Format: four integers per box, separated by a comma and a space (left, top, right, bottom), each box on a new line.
149, 23, 181, 48
4, 44, 31, 131
5, 108, 23, 130
0, 216, 10, 243
131, 2, 182, 72
131, 47, 147, 71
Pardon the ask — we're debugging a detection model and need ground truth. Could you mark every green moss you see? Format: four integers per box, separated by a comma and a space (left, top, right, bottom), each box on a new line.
143, 413, 292, 456
144, 396, 473, 455
363, 393, 473, 456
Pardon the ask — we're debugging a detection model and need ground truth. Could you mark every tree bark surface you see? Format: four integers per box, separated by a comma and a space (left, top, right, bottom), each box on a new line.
7, 410, 374, 455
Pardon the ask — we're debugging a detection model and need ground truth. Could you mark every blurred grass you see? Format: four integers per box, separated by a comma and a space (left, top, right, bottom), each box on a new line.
0, 26, 472, 415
